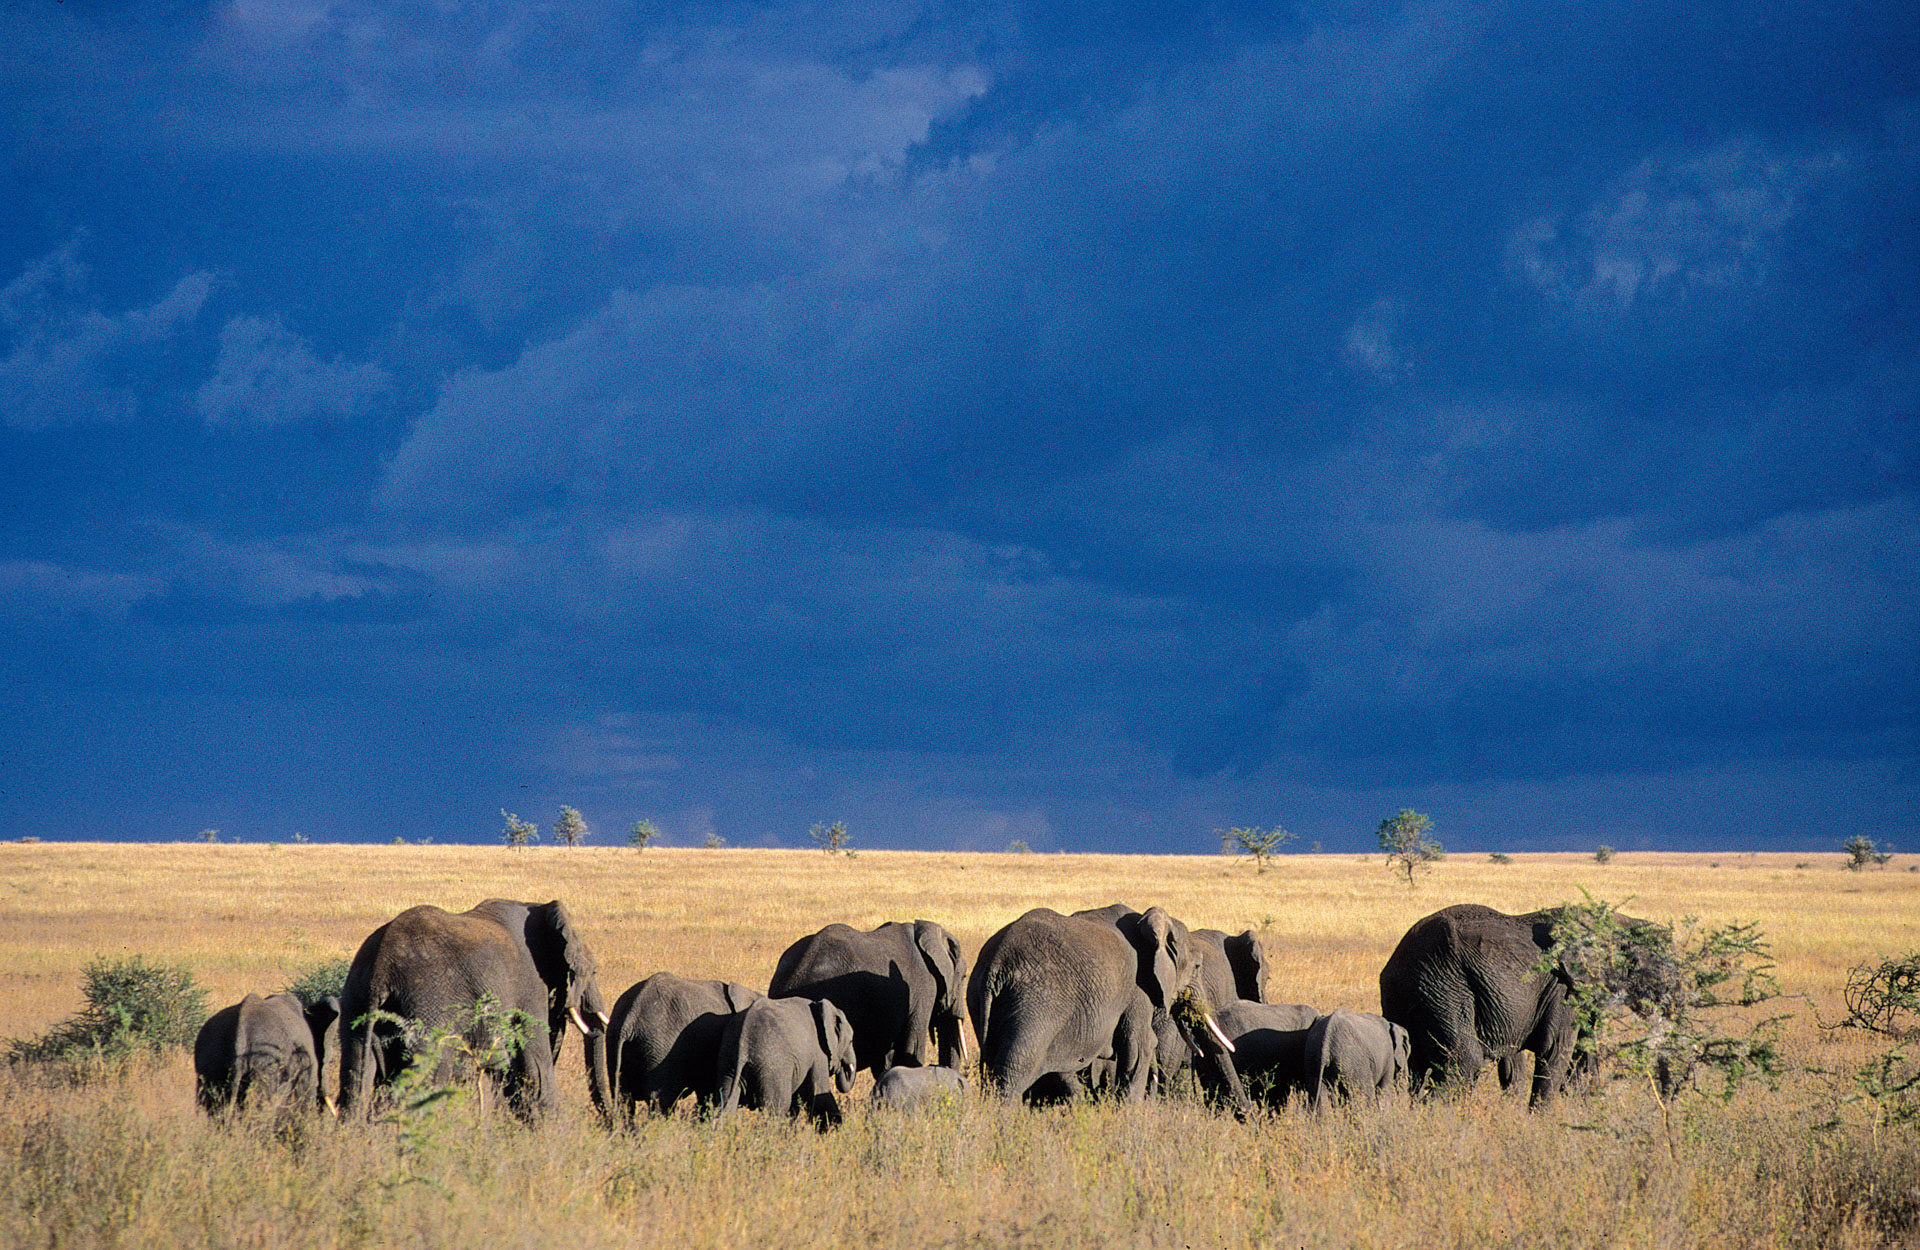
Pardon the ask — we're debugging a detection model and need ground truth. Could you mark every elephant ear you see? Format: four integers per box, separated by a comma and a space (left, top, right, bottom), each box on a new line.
812, 999, 857, 1087
305, 995, 340, 1037
1226, 931, 1270, 1003
912, 920, 964, 1013
722, 982, 760, 1013
529, 900, 607, 1035
1134, 907, 1183, 1010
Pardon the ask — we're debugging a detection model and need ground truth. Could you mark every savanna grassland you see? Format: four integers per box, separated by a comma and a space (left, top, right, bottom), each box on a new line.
1, 842, 1917, 1249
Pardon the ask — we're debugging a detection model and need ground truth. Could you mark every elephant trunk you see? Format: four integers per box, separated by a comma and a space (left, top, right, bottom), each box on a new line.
1172, 986, 1254, 1121
578, 980, 613, 1123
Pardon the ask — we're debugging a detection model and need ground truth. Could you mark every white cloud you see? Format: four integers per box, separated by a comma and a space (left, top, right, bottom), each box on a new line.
195, 315, 390, 427
0, 240, 217, 429
0, 560, 165, 618
1509, 139, 1846, 310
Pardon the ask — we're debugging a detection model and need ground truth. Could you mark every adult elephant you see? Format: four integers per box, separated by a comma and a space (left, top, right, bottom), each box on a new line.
603, 972, 761, 1119
195, 992, 339, 1116
1192, 928, 1271, 1006
1197, 999, 1318, 1109
768, 919, 969, 1077
1379, 902, 1642, 1107
338, 898, 611, 1121
1303, 1009, 1409, 1110
969, 904, 1251, 1116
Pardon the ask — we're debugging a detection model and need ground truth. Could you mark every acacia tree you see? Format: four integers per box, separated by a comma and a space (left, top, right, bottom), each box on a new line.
501, 810, 538, 849
810, 820, 852, 855
1377, 809, 1441, 886
553, 806, 589, 848
627, 819, 659, 852
1218, 824, 1296, 872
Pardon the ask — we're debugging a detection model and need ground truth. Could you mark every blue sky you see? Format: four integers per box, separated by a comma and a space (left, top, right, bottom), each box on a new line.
1, 0, 1914, 851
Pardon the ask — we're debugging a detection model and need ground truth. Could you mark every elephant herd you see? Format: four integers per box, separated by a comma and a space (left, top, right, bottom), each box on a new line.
194, 896, 1609, 1127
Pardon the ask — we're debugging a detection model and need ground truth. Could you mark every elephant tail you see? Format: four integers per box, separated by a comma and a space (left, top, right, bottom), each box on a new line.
713, 1012, 747, 1119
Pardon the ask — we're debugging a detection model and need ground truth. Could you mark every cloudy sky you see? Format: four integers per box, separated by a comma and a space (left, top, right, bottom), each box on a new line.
1, 0, 1914, 852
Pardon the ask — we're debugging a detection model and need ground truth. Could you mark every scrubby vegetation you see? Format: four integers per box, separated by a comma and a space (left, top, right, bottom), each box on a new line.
5, 955, 207, 1067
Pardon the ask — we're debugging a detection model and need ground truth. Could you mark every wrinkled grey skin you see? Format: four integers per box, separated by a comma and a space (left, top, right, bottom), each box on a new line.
715, 996, 858, 1130
969, 903, 1252, 1117
768, 919, 969, 1077
338, 898, 611, 1122
872, 1064, 967, 1110
195, 992, 340, 1115
1197, 999, 1318, 1110
1304, 1009, 1410, 1109
1379, 903, 1600, 1107
1191, 928, 1271, 1006
604, 972, 762, 1120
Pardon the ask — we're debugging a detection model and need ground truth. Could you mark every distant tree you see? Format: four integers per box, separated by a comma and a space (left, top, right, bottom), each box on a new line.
810, 820, 852, 855
1594, 845, 1616, 864
1844, 835, 1893, 871
1217, 824, 1297, 873
1489, 852, 1513, 865
197, 829, 220, 844
501, 810, 538, 850
1006, 840, 1033, 854
553, 806, 589, 849
1377, 809, 1442, 887
627, 819, 660, 851
702, 831, 727, 850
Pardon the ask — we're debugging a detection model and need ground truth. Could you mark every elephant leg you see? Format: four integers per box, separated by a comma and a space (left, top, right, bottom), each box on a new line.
1528, 997, 1576, 1107
1111, 1005, 1154, 1103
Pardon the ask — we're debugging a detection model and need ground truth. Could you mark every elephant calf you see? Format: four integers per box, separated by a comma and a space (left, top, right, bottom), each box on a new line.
604, 972, 762, 1120
715, 997, 857, 1130
872, 1064, 967, 1110
1304, 1009, 1410, 1110
195, 992, 340, 1116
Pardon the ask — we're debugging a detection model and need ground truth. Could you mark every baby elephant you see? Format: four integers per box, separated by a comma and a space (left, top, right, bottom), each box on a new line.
195, 992, 340, 1115
1304, 1009, 1410, 1110
872, 1064, 967, 1110
715, 997, 857, 1129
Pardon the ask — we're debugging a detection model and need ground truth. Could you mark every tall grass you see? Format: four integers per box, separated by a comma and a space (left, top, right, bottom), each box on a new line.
0, 843, 1916, 1247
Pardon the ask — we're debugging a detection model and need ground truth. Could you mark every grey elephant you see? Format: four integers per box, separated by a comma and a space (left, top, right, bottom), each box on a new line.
1304, 1009, 1409, 1109
1192, 928, 1271, 1005
969, 904, 1251, 1116
714, 996, 858, 1129
338, 898, 611, 1121
1197, 999, 1318, 1109
872, 1063, 967, 1110
768, 919, 969, 1077
195, 992, 340, 1116
1379, 902, 1653, 1106
603, 972, 762, 1119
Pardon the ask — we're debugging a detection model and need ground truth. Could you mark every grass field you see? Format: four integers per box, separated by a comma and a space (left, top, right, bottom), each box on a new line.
1, 843, 1917, 1248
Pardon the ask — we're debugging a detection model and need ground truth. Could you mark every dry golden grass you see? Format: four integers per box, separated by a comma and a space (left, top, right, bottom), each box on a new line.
1, 842, 1917, 1249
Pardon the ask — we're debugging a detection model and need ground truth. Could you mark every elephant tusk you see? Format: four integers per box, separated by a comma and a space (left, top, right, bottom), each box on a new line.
596, 1009, 611, 1031
323, 1096, 338, 1118
569, 1005, 593, 1035
1204, 1013, 1235, 1054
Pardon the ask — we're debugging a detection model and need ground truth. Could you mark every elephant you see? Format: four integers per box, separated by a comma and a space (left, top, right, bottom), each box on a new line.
872, 1063, 967, 1110
714, 996, 858, 1130
1303, 1009, 1409, 1109
768, 919, 969, 1077
603, 972, 762, 1119
969, 903, 1251, 1117
194, 992, 340, 1116
1196, 999, 1319, 1109
1378, 902, 1653, 1106
1192, 928, 1271, 1006
337, 898, 611, 1122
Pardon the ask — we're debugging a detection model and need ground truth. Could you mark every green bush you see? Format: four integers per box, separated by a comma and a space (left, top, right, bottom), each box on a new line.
1488, 852, 1513, 865
1594, 845, 1616, 864
284, 957, 353, 1007
7, 955, 209, 1064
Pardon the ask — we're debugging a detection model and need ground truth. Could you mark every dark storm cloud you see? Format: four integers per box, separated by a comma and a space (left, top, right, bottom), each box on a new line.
0, 0, 1913, 847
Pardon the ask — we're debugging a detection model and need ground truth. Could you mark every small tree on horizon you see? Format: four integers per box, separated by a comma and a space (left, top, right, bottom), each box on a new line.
501, 810, 538, 850
811, 820, 853, 855
1378, 808, 1442, 887
1844, 835, 1893, 871
627, 819, 660, 852
553, 806, 589, 848
1218, 824, 1297, 872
